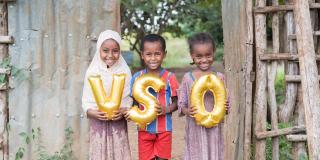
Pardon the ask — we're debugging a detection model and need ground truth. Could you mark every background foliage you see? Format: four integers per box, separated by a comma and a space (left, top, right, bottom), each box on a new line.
121, 0, 223, 54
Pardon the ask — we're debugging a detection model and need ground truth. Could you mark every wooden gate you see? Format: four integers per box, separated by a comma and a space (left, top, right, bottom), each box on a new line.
223, 0, 320, 159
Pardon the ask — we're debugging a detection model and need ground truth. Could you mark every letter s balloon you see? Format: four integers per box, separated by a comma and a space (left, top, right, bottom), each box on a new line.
128, 74, 165, 129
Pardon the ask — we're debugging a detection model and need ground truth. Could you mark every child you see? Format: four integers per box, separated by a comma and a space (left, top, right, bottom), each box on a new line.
82, 30, 133, 160
178, 33, 229, 160
127, 34, 179, 160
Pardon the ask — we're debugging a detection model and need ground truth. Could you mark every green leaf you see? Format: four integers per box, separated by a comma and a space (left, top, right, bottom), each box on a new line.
11, 66, 20, 77
25, 136, 30, 144
19, 132, 27, 137
0, 75, 6, 84
15, 147, 24, 160
0, 57, 10, 68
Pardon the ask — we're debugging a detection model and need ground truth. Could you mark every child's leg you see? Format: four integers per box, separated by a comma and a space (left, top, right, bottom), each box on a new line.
138, 131, 157, 160
154, 131, 172, 160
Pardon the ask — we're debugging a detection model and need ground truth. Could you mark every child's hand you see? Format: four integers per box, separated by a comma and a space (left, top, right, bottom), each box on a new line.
121, 108, 131, 121
226, 99, 230, 114
155, 103, 165, 115
87, 108, 107, 121
188, 106, 197, 117
112, 110, 123, 121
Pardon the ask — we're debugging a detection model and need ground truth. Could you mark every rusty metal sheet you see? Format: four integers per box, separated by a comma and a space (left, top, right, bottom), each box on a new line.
7, 0, 120, 159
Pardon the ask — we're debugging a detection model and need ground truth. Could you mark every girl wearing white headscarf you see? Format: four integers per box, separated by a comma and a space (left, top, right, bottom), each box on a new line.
82, 30, 132, 160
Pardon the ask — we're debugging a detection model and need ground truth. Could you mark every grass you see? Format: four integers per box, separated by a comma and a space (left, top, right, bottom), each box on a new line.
275, 65, 285, 104
122, 37, 224, 68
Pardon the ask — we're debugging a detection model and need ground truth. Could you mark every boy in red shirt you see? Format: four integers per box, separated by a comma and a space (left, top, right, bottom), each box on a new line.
128, 34, 179, 160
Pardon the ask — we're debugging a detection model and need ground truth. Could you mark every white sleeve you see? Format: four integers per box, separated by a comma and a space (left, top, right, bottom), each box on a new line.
120, 68, 133, 108
81, 76, 98, 117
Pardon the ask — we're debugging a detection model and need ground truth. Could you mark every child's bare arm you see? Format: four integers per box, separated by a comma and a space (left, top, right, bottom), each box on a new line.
166, 96, 178, 113
155, 96, 178, 115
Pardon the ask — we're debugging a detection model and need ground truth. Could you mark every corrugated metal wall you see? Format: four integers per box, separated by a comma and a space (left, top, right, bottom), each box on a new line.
7, 0, 120, 159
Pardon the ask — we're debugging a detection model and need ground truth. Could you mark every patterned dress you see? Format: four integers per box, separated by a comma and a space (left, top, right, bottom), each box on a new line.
89, 118, 131, 160
178, 72, 228, 160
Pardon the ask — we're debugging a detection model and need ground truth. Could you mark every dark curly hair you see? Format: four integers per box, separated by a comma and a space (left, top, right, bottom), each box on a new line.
140, 34, 166, 53
188, 33, 216, 65
188, 32, 216, 53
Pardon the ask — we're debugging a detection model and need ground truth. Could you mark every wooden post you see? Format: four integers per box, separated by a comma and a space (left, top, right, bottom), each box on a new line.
309, 0, 318, 51
221, 0, 254, 159
254, 3, 320, 13
0, 36, 13, 44
285, 75, 320, 82
0, 2, 9, 160
260, 54, 320, 61
254, 0, 267, 159
292, 87, 307, 159
268, 1, 279, 159
244, 0, 254, 159
278, 0, 298, 123
255, 125, 305, 139
287, 134, 307, 142
294, 0, 320, 159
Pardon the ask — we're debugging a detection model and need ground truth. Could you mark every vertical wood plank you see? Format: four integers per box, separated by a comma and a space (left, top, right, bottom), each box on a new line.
222, 0, 253, 159
294, 0, 320, 159
244, 0, 254, 159
269, 0, 279, 159
278, 0, 298, 123
254, 0, 267, 159
292, 87, 307, 160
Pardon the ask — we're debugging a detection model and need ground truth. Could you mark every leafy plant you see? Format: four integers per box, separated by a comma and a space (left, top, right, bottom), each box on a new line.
0, 57, 25, 85
0, 57, 10, 84
15, 130, 33, 160
15, 127, 75, 160
266, 123, 293, 160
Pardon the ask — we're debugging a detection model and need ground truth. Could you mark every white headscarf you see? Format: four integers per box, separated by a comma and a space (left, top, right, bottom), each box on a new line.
81, 30, 133, 116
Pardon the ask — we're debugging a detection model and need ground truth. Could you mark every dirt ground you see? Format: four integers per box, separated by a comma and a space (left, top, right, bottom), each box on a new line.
128, 63, 224, 160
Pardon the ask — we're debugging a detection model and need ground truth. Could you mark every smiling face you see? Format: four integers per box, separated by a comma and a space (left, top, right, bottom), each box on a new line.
140, 41, 166, 72
99, 39, 120, 67
191, 43, 215, 71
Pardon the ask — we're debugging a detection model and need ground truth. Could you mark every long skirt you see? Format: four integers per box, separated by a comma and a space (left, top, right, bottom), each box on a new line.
89, 118, 131, 160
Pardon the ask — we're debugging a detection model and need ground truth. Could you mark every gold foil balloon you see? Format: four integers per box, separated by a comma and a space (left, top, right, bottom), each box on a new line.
128, 74, 165, 129
190, 74, 227, 128
88, 74, 126, 120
